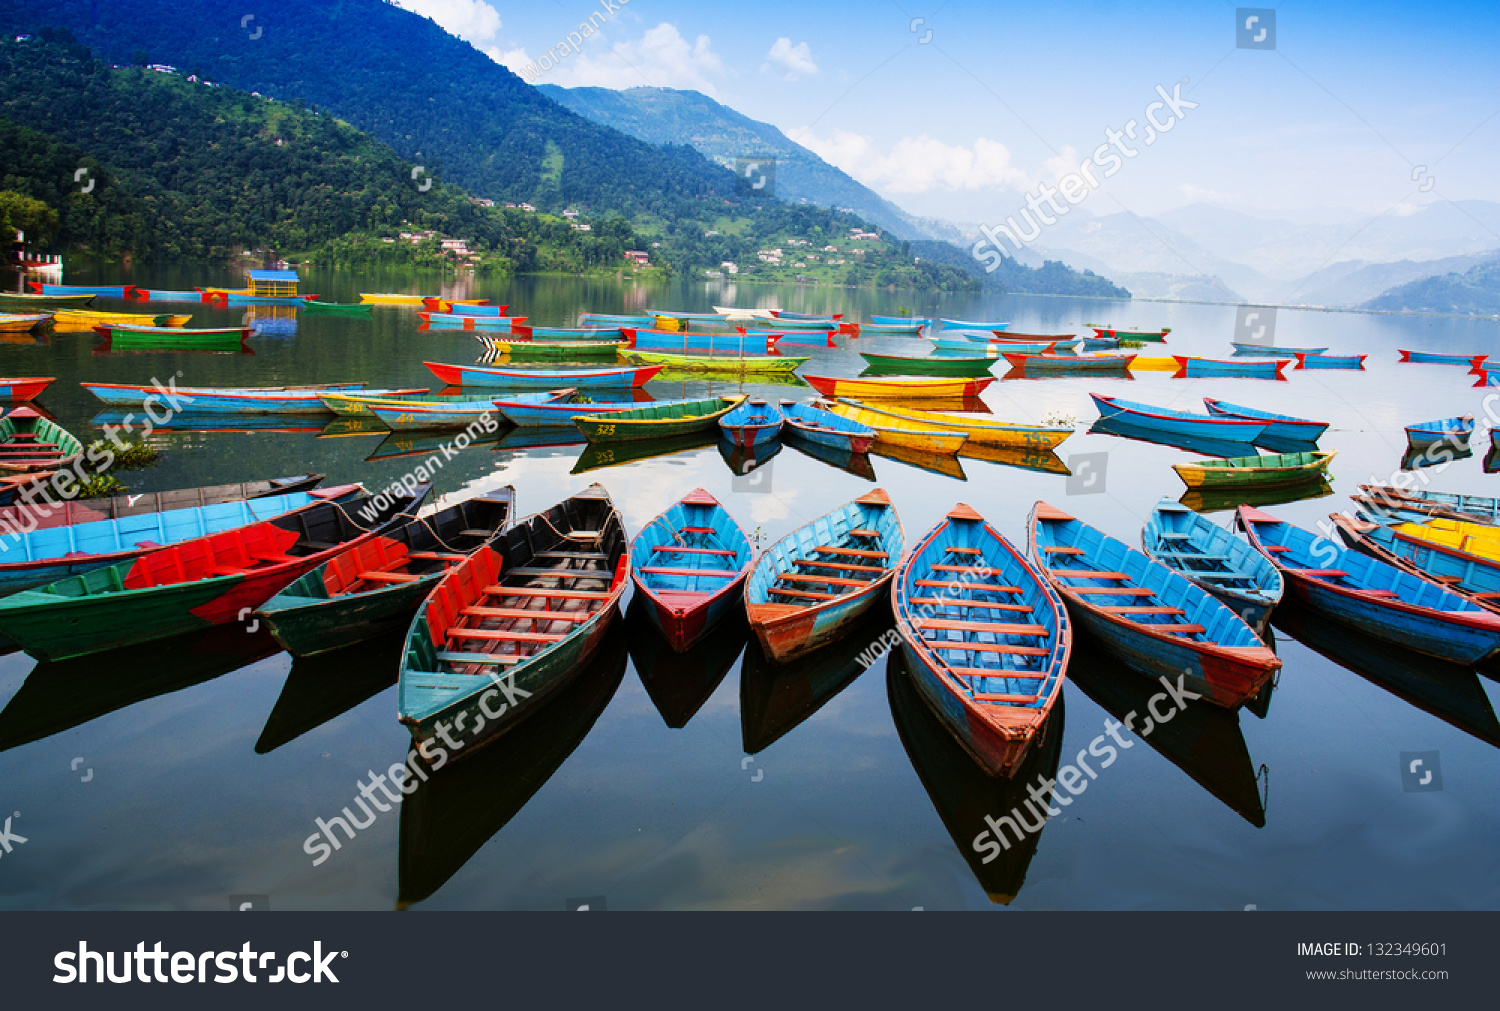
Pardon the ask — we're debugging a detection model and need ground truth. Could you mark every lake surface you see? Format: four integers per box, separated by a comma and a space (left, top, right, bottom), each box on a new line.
0, 267, 1496, 911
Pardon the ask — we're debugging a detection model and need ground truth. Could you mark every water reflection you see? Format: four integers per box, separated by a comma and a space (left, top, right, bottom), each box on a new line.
627, 598, 747, 729
571, 431, 719, 474
718, 438, 782, 480
367, 428, 506, 461
1178, 478, 1334, 514
887, 649, 1064, 905
783, 436, 878, 481
959, 442, 1071, 475
1090, 415, 1260, 458
255, 630, 404, 753
395, 624, 627, 907
90, 410, 325, 435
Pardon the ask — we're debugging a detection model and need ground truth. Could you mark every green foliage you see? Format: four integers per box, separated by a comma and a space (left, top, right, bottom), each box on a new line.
0, 189, 59, 241
77, 473, 127, 499
88, 438, 160, 470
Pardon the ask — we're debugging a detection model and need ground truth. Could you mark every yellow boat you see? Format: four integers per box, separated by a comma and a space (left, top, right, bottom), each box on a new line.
317, 390, 524, 417
53, 309, 191, 327
1123, 355, 1180, 372
358, 293, 432, 305
826, 397, 1071, 449
1394, 518, 1500, 562
0, 314, 51, 334
816, 398, 968, 454
618, 349, 808, 374
437, 299, 491, 311
802, 373, 993, 400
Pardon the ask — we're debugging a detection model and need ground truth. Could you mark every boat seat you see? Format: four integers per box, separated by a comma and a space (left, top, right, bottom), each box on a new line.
1360, 590, 1399, 598
1299, 569, 1349, 578
651, 545, 736, 555
1050, 570, 1129, 580
945, 546, 981, 555
1194, 573, 1253, 582
908, 597, 1032, 612
927, 641, 1051, 657
1069, 587, 1154, 596
360, 571, 421, 583
1041, 546, 1085, 554
795, 558, 885, 573
846, 529, 880, 537
814, 546, 888, 559
932, 564, 999, 575
259, 553, 304, 564
1102, 606, 1186, 615
776, 573, 874, 587
972, 692, 1040, 704
1157, 532, 1191, 540
462, 606, 590, 622
1155, 624, 1207, 635
1158, 552, 1230, 561
409, 552, 467, 561
504, 567, 608, 579
458, 529, 498, 538
1263, 545, 1290, 552
448, 628, 565, 643
946, 667, 1048, 680
436, 651, 519, 666
680, 526, 716, 534
534, 550, 609, 561
914, 618, 1048, 636
484, 586, 610, 600
639, 566, 740, 578
914, 579, 1022, 592
769, 587, 839, 600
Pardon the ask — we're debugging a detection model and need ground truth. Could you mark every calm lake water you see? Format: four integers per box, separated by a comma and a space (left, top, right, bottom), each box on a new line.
0, 267, 1497, 911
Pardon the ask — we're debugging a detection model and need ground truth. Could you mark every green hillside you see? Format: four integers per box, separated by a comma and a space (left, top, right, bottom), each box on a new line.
1362, 258, 1500, 316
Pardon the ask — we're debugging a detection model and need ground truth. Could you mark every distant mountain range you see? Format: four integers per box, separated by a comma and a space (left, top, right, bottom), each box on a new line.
1362, 258, 1500, 315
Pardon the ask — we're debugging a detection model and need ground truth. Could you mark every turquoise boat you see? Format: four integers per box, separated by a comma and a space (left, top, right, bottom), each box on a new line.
718, 397, 783, 448
1141, 499, 1283, 634
1405, 415, 1474, 448
778, 399, 876, 454
939, 318, 1011, 330
630, 488, 752, 652
871, 315, 930, 326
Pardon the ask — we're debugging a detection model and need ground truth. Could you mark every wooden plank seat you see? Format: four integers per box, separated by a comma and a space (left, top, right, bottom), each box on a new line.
1156, 551, 1230, 561
534, 550, 610, 561
448, 628, 565, 643
914, 579, 1022, 592
925, 641, 1051, 657
795, 558, 886, 573
408, 552, 467, 561
484, 586, 610, 600
503, 567, 609, 579
1153, 624, 1207, 635
461, 605, 592, 622
360, 571, 422, 583
1263, 545, 1290, 552
775, 573, 875, 587
1299, 569, 1350, 578
1194, 572, 1254, 582
1359, 589, 1400, 598
1068, 587, 1155, 596
651, 545, 736, 555
638, 566, 740, 578
1042, 546, 1085, 554
913, 618, 1048, 636
946, 666, 1048, 679
1101, 606, 1186, 615
680, 526, 717, 534
258, 553, 304, 564
932, 564, 1000, 575
1049, 570, 1130, 580
946, 546, 981, 555
972, 692, 1041, 703
1156, 532, 1191, 540
769, 587, 840, 600
814, 546, 888, 559
436, 651, 519, 665
846, 528, 880, 537
909, 596, 1033, 612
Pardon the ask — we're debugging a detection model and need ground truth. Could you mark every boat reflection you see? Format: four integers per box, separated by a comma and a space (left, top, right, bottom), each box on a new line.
366, 427, 506, 461
571, 431, 718, 474
1401, 443, 1472, 471
871, 441, 967, 479
718, 437, 782, 480
959, 442, 1071, 475
1178, 478, 1334, 514
318, 416, 391, 439
740, 607, 892, 754
1090, 415, 1260, 459
0, 623, 283, 752
783, 435, 878, 481
255, 629, 404, 753
395, 624, 627, 907
627, 597, 747, 729
491, 426, 587, 453
1064, 628, 1268, 826
90, 410, 325, 435
1273, 601, 1500, 749
888, 649, 1063, 904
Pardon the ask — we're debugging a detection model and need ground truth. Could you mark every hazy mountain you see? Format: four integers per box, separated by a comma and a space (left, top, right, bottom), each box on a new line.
1362, 258, 1500, 315
1290, 251, 1500, 308
537, 84, 964, 243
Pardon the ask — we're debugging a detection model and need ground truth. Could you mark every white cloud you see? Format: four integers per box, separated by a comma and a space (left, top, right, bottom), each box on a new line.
764, 38, 817, 80
521, 23, 725, 94
794, 129, 1032, 194
396, 0, 508, 61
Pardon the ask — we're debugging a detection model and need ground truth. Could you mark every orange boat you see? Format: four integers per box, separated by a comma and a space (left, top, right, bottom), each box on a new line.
801, 374, 994, 399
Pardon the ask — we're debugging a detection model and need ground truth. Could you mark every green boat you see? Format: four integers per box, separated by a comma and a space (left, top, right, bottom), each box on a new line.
0, 291, 95, 307
256, 488, 515, 657
96, 324, 252, 350
620, 349, 808, 374
477, 337, 624, 361
1173, 450, 1337, 490
303, 300, 373, 314
0, 406, 83, 474
859, 352, 996, 377
572, 397, 743, 443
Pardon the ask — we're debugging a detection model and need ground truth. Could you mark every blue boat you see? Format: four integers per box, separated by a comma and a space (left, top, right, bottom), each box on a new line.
770, 312, 838, 323
1028, 502, 1280, 707
746, 489, 903, 662
1405, 415, 1474, 448
741, 328, 834, 346
631, 488, 752, 652
1175, 356, 1288, 379
631, 330, 773, 355
133, 289, 206, 301
778, 399, 876, 453
224, 294, 309, 305
871, 315, 930, 326
522, 326, 621, 339
1330, 511, 1500, 615
491, 393, 675, 427
1295, 353, 1365, 370
718, 397, 783, 448
0, 486, 359, 597
1399, 349, 1487, 367
582, 313, 653, 326
424, 361, 659, 390
892, 503, 1068, 778
1238, 505, 1500, 663
31, 283, 133, 297
1352, 484, 1500, 525
442, 305, 507, 317
1230, 341, 1327, 355
862, 321, 925, 334
1202, 399, 1328, 445
939, 318, 1011, 330
1090, 394, 1270, 442
423, 313, 520, 328
1141, 499, 1283, 634
930, 335, 1013, 353
1090, 415, 1260, 458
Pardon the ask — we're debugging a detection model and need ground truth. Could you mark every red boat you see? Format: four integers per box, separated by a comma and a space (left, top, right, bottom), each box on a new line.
0, 378, 55, 401
629, 489, 753, 652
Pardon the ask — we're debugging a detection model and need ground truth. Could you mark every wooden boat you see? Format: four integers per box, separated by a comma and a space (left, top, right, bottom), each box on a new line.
817, 399, 968, 453
28, 283, 134, 297
870, 314, 928, 326
478, 338, 623, 359
0, 484, 354, 597
225, 293, 316, 305
1330, 512, 1500, 615
1091, 394, 1269, 442
714, 305, 777, 320
1294, 353, 1365, 370
619, 349, 807, 374
0, 473, 324, 532
1027, 502, 1279, 706
992, 331, 1079, 343
1004, 352, 1135, 372
319, 390, 549, 418
421, 312, 526, 329
861, 322, 925, 335
745, 489, 903, 663
572, 397, 743, 443
823, 399, 1070, 450
1094, 326, 1170, 341
1172, 450, 1337, 489
0, 292, 94, 307
1372, 516, 1500, 564
931, 336, 1051, 354
396, 484, 628, 760
939, 318, 1011, 330
0, 487, 422, 661
128, 290, 212, 302
0, 407, 81, 474
1355, 484, 1500, 525
1398, 349, 1487, 367
778, 399, 876, 453
1405, 415, 1474, 448
366, 400, 507, 431
1202, 398, 1328, 444
423, 361, 662, 389
1173, 356, 1288, 379
738, 328, 835, 347
623, 329, 775, 354
892, 503, 1069, 778
718, 397, 783, 448
861, 352, 994, 376
303, 300, 373, 313
802, 374, 994, 399
359, 293, 433, 305
0, 378, 54, 401
1122, 356, 1180, 372
770, 311, 840, 322
491, 392, 660, 427
1237, 505, 1500, 663
512, 325, 621, 340
1230, 342, 1325, 355
55, 309, 177, 327
82, 381, 425, 414
430, 300, 502, 313
582, 313, 653, 326
256, 488, 516, 656
1141, 499, 1283, 634
92, 324, 251, 342
0, 314, 52, 333
630, 489, 752, 652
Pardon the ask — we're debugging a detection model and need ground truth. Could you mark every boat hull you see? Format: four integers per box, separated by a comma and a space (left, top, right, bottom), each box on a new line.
262, 574, 442, 656
803, 374, 994, 399
1092, 394, 1269, 442
423, 361, 661, 389
1284, 573, 1500, 663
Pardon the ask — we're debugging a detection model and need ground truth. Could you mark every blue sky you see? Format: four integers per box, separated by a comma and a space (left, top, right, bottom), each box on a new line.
398, 1, 1500, 224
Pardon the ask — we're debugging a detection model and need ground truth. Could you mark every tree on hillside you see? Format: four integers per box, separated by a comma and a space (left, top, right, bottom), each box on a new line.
0, 190, 59, 242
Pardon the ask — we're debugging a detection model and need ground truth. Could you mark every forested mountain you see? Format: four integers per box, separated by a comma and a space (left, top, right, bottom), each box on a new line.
908, 241, 1131, 298
1362, 258, 1500, 316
